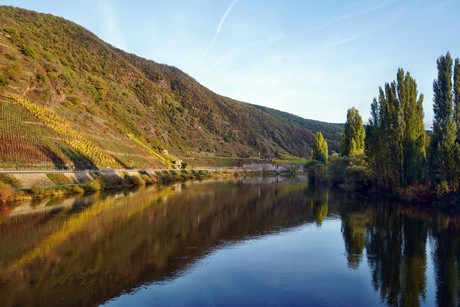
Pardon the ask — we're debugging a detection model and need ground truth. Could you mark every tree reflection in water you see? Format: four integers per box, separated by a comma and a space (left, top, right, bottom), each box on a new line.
339, 192, 460, 306
0, 179, 459, 306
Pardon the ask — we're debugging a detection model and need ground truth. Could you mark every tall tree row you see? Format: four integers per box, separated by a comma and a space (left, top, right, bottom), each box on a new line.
429, 52, 460, 184
314, 52, 460, 195
365, 69, 425, 190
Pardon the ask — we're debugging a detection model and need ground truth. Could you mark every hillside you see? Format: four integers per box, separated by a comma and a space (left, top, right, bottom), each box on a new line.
0, 6, 343, 170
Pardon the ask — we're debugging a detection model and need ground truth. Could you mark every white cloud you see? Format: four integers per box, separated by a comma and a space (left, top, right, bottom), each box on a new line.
202, 0, 238, 56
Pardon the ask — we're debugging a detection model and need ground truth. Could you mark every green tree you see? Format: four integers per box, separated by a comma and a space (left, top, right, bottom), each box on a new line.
397, 69, 427, 185
312, 132, 328, 163
454, 58, 460, 140
429, 52, 459, 182
366, 69, 425, 190
341, 107, 365, 156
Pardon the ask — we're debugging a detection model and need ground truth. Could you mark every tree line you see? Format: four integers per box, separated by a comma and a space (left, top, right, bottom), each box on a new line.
310, 52, 460, 197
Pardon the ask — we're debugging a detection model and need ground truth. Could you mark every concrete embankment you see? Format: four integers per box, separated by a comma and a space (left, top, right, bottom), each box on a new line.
0, 163, 296, 189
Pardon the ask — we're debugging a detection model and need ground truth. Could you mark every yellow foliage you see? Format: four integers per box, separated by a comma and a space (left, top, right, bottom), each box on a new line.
127, 133, 174, 168
4, 93, 120, 168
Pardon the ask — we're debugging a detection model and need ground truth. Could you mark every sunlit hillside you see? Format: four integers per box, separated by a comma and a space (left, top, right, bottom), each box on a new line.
0, 6, 343, 170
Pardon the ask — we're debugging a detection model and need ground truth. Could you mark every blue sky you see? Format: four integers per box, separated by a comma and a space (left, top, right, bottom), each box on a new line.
3, 0, 460, 126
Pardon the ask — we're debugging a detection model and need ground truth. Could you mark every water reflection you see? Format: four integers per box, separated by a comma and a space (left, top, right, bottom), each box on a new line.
339, 194, 460, 306
0, 179, 459, 306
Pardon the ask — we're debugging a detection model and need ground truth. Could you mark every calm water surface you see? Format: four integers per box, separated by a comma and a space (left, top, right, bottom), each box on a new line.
0, 178, 459, 306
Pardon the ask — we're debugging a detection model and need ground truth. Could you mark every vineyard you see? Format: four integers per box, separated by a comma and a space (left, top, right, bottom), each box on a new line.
0, 95, 88, 170
0, 7, 346, 171
4, 93, 122, 169
0, 94, 173, 170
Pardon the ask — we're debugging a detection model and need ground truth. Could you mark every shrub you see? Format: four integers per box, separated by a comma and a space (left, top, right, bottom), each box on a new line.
344, 165, 372, 191
284, 165, 298, 177
102, 177, 125, 189
159, 172, 175, 183
36, 73, 45, 82
327, 156, 351, 186
31, 185, 44, 195
20, 43, 37, 58
0, 174, 21, 188
124, 174, 146, 186
141, 174, 156, 185
436, 180, 451, 197
82, 179, 102, 193
304, 160, 327, 184
0, 74, 8, 87
0, 183, 14, 203
397, 184, 434, 202
72, 185, 84, 194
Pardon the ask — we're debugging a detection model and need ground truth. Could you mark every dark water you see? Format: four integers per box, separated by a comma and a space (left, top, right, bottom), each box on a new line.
0, 178, 459, 306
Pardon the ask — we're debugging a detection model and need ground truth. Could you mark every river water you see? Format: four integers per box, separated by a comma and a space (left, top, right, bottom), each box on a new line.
0, 178, 459, 306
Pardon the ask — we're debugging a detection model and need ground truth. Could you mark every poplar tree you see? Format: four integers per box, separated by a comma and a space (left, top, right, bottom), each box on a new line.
366, 69, 425, 189
454, 58, 460, 141
312, 132, 328, 163
341, 107, 365, 156
429, 52, 459, 181
397, 69, 426, 185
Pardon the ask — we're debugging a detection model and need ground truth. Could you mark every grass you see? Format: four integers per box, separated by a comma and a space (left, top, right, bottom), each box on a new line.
46, 173, 72, 185
273, 153, 308, 165
0, 174, 21, 188
127, 133, 175, 168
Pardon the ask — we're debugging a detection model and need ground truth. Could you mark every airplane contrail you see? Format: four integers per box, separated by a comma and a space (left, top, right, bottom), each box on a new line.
202, 0, 238, 56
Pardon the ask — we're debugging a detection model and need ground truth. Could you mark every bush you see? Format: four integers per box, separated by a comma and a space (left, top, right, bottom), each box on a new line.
20, 43, 37, 58
327, 156, 351, 186
124, 174, 146, 186
141, 174, 156, 185
436, 180, 451, 197
284, 165, 298, 177
344, 165, 372, 191
0, 183, 14, 203
159, 172, 175, 183
397, 184, 434, 202
0, 174, 21, 188
72, 185, 84, 194
304, 160, 328, 184
82, 179, 102, 193
31, 185, 46, 196
0, 74, 8, 87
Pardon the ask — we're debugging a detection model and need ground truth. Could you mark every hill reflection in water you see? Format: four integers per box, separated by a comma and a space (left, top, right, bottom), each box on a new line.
0, 178, 459, 306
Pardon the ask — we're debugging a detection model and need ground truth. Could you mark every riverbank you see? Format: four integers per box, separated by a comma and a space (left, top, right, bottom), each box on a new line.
0, 167, 297, 203
304, 155, 460, 208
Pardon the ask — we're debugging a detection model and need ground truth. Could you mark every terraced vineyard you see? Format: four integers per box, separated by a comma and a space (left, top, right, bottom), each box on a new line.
0, 7, 344, 171
0, 95, 172, 170
0, 96, 89, 170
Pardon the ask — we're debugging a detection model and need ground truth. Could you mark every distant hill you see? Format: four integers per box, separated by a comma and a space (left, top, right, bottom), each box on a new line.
0, 6, 343, 170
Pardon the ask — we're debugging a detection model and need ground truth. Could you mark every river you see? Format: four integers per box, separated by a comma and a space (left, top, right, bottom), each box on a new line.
0, 178, 459, 306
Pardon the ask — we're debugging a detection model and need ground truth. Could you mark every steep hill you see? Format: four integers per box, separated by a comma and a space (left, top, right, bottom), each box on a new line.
0, 6, 343, 170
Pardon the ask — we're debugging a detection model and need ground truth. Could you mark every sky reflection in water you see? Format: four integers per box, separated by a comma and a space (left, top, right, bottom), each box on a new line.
0, 178, 458, 306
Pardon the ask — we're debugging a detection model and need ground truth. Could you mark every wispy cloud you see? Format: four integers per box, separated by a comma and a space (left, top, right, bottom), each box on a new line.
427, 0, 451, 11
320, 27, 383, 49
268, 24, 293, 43
202, 0, 238, 56
309, 0, 396, 33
